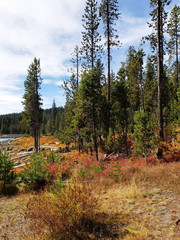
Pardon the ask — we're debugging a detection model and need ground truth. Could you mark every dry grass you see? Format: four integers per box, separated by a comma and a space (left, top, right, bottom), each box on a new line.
1, 163, 180, 240
139, 163, 180, 193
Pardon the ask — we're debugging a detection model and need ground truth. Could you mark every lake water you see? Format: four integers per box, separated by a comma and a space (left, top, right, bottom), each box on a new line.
0, 138, 14, 143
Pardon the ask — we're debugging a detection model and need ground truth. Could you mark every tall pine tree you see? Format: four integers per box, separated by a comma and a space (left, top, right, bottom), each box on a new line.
167, 5, 180, 97
81, 0, 102, 69
99, 0, 121, 104
148, 0, 171, 143
22, 58, 43, 152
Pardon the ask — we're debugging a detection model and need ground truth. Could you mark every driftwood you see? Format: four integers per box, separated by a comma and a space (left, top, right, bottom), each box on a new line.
102, 152, 115, 161
11, 153, 31, 161
13, 161, 30, 169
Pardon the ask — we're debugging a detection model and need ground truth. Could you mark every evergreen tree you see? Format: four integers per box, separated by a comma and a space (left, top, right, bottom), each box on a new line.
125, 47, 145, 129
167, 5, 180, 96
74, 61, 104, 160
148, 0, 171, 142
111, 65, 129, 154
0, 150, 16, 193
81, 0, 102, 69
99, 0, 121, 104
133, 110, 157, 162
61, 73, 79, 149
144, 55, 158, 115
62, 74, 78, 101
171, 87, 180, 124
51, 100, 57, 135
22, 58, 43, 152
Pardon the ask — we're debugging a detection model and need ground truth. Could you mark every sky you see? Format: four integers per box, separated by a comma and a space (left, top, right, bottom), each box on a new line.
0, 0, 179, 114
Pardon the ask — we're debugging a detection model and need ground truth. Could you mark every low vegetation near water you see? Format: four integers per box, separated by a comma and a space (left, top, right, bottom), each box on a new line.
0, 135, 180, 240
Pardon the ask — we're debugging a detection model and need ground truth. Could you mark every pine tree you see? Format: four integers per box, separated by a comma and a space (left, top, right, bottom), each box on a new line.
61, 73, 79, 149
75, 61, 104, 160
51, 100, 57, 135
148, 0, 172, 143
111, 65, 129, 154
0, 150, 16, 193
167, 5, 180, 96
99, 0, 121, 104
144, 55, 158, 115
133, 110, 157, 162
125, 47, 145, 129
22, 58, 43, 152
81, 0, 102, 69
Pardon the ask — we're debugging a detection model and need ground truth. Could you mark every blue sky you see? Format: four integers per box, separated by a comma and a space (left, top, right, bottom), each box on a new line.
0, 0, 179, 114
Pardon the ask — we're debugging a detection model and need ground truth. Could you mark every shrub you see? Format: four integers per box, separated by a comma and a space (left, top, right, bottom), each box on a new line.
77, 163, 103, 180
25, 182, 99, 239
108, 164, 122, 182
0, 150, 16, 194
20, 153, 49, 191
46, 151, 59, 163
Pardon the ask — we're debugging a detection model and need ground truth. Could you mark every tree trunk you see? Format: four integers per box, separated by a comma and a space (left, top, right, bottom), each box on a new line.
107, 2, 111, 104
157, 0, 164, 142
175, 28, 179, 95
92, 101, 99, 161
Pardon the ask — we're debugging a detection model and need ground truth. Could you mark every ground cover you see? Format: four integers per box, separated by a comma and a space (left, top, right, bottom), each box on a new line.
0, 136, 180, 239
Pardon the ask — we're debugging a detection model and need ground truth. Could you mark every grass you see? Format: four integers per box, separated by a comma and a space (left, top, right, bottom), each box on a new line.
1, 163, 180, 239
140, 163, 180, 193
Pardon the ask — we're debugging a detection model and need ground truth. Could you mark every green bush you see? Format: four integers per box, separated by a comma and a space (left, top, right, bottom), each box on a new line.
109, 165, 122, 182
20, 153, 49, 191
0, 150, 16, 194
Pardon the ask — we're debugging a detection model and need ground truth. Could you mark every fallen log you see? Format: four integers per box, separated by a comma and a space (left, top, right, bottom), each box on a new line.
11, 153, 31, 161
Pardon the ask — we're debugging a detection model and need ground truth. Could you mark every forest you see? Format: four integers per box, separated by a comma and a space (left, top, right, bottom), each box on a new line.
0, 106, 64, 135
57, 0, 179, 161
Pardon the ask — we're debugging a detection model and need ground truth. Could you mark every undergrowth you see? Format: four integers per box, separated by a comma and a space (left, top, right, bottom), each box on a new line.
25, 180, 123, 240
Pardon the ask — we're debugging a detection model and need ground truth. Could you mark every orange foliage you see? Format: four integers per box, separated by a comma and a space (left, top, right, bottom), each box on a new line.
12, 136, 65, 150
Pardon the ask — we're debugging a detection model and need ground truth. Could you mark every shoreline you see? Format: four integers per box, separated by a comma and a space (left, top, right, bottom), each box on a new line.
0, 135, 20, 146
0, 134, 22, 138
0, 139, 17, 146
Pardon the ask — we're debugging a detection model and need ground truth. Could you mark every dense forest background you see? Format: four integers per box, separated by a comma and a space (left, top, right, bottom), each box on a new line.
0, 105, 64, 135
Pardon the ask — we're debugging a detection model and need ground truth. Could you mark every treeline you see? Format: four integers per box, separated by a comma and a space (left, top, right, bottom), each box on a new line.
0, 105, 64, 135
57, 0, 179, 160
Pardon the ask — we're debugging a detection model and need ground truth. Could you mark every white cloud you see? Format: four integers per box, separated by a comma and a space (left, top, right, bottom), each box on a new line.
118, 14, 151, 47
0, 89, 23, 114
0, 0, 85, 114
